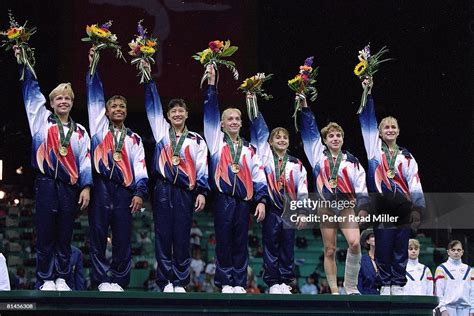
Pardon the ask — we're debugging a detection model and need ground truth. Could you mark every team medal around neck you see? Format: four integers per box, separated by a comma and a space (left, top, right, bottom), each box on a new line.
109, 123, 126, 162
273, 151, 288, 191
325, 150, 342, 189
382, 143, 399, 179
169, 126, 188, 166
225, 133, 242, 174
54, 114, 75, 157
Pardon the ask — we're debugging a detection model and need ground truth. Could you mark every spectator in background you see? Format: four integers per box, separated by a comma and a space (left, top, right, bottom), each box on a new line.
205, 258, 216, 277
143, 269, 160, 292
190, 220, 203, 252
137, 231, 152, 245
14, 268, 27, 289
0, 253, 11, 290
190, 250, 206, 292
207, 234, 216, 247
358, 229, 379, 295
190, 250, 206, 278
67, 246, 86, 291
319, 279, 331, 294
203, 258, 217, 293
300, 276, 318, 295
201, 273, 216, 293
247, 279, 261, 294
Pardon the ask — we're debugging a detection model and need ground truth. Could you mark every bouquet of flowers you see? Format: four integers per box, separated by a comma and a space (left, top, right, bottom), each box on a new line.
238, 73, 273, 120
192, 40, 239, 89
1, 11, 37, 80
128, 20, 158, 84
354, 44, 392, 114
287, 56, 318, 131
82, 20, 126, 77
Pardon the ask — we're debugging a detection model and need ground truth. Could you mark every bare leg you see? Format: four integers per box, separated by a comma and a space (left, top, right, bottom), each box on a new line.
319, 209, 339, 294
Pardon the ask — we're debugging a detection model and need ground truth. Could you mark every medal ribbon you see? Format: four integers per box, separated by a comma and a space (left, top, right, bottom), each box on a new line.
325, 150, 343, 182
109, 123, 127, 155
272, 150, 288, 188
382, 143, 399, 172
169, 126, 189, 158
54, 114, 75, 150
224, 133, 243, 167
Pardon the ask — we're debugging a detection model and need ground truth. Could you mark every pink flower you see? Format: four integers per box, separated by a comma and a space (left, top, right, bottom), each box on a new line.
208, 40, 224, 53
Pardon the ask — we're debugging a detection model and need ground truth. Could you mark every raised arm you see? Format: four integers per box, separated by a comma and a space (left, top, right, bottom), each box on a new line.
249, 107, 271, 161
298, 96, 324, 168
143, 61, 169, 143
20, 67, 50, 136
86, 71, 108, 138
203, 65, 224, 155
86, 49, 108, 137
14, 47, 50, 136
358, 78, 381, 160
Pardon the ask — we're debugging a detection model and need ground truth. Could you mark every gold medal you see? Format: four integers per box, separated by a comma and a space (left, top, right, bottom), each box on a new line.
386, 169, 395, 179
231, 163, 240, 174
58, 146, 68, 157
171, 155, 181, 166
113, 152, 122, 162
329, 179, 338, 189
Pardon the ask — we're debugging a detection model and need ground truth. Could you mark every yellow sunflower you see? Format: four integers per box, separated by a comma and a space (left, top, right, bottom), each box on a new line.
200, 48, 211, 64
288, 75, 302, 85
91, 26, 110, 38
140, 46, 156, 55
354, 60, 368, 76
239, 79, 249, 90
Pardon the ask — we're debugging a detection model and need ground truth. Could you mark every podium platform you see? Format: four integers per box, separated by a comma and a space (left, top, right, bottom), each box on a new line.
0, 291, 438, 315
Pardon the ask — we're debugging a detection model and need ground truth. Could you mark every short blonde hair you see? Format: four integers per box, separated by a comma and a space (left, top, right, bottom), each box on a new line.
49, 83, 74, 102
408, 239, 420, 249
378, 116, 399, 133
221, 108, 241, 121
321, 122, 344, 139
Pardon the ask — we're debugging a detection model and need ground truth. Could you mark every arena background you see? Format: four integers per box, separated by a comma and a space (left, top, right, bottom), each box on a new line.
0, 0, 472, 270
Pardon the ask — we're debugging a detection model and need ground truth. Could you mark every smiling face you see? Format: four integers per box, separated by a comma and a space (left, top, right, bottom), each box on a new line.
167, 105, 188, 128
321, 122, 344, 154
324, 129, 344, 153
51, 94, 73, 117
378, 116, 400, 143
269, 128, 290, 153
106, 96, 127, 126
49, 83, 75, 118
221, 108, 242, 137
